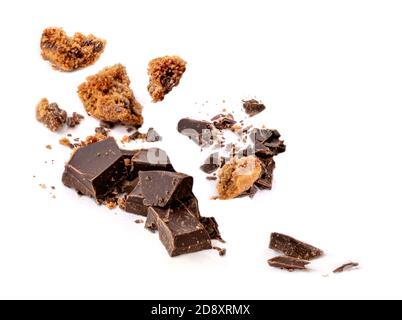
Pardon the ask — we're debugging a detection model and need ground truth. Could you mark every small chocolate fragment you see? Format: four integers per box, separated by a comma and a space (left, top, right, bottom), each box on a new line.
268, 256, 310, 271
213, 246, 226, 256
200, 152, 223, 174
211, 113, 237, 130
145, 205, 212, 257
177, 118, 214, 146
146, 128, 162, 142
250, 128, 286, 158
243, 99, 266, 117
269, 233, 324, 260
333, 262, 359, 274
66, 112, 84, 128
200, 217, 224, 242
139, 171, 193, 207
62, 137, 126, 199
125, 179, 148, 216
255, 158, 275, 190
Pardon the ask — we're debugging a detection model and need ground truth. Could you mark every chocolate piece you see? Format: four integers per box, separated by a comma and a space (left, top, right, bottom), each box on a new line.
146, 128, 162, 142
62, 137, 126, 199
66, 112, 84, 128
268, 256, 310, 271
40, 27, 106, 71
36, 98, 67, 132
243, 99, 266, 117
333, 262, 359, 274
125, 179, 148, 216
78, 64, 143, 126
213, 246, 226, 256
211, 113, 237, 130
139, 171, 193, 207
122, 148, 175, 180
250, 128, 286, 158
200, 152, 223, 174
200, 217, 224, 242
255, 158, 275, 190
147, 56, 187, 102
178, 194, 201, 220
269, 233, 324, 260
145, 205, 212, 257
177, 118, 214, 146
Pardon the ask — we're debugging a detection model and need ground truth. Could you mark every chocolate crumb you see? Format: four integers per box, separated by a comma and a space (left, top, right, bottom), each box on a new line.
135, 219, 144, 224
213, 246, 226, 256
45, 145, 52, 150
66, 112, 84, 128
268, 256, 310, 271
243, 99, 266, 117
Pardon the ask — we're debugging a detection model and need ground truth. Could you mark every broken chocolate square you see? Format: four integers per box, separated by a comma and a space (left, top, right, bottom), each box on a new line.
255, 158, 275, 190
62, 137, 126, 199
243, 99, 266, 117
268, 256, 310, 271
269, 233, 324, 260
124, 179, 148, 216
145, 205, 212, 257
139, 171, 193, 207
250, 128, 286, 158
177, 118, 214, 146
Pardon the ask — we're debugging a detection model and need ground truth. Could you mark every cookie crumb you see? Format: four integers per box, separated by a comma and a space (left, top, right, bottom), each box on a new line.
36, 98, 67, 132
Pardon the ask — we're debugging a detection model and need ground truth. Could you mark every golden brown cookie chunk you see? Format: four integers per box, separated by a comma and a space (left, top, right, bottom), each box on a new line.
36, 98, 67, 132
77, 64, 143, 127
147, 55, 187, 102
40, 27, 106, 71
217, 156, 262, 200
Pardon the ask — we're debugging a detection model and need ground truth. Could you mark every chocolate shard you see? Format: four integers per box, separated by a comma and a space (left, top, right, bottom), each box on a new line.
269, 233, 324, 260
211, 113, 237, 130
139, 171, 193, 207
145, 205, 212, 257
255, 158, 275, 190
124, 179, 148, 216
243, 99, 266, 117
200, 152, 225, 174
121, 148, 175, 180
62, 137, 126, 199
177, 118, 214, 146
250, 128, 286, 158
200, 217, 224, 242
333, 262, 359, 274
268, 256, 310, 271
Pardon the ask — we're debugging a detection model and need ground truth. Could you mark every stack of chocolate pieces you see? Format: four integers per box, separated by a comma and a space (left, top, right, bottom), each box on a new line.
62, 137, 222, 257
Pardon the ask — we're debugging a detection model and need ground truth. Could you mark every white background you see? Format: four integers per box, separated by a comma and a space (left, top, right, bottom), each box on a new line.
0, 0, 401, 300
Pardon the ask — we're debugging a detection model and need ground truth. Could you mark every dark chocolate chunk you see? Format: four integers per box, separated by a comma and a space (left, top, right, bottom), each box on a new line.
250, 128, 286, 158
200, 152, 225, 174
139, 171, 193, 207
268, 256, 310, 271
177, 118, 214, 146
243, 99, 266, 117
269, 233, 324, 260
62, 137, 126, 199
178, 194, 201, 220
211, 113, 237, 130
124, 179, 148, 216
145, 205, 212, 257
255, 158, 275, 190
146, 128, 162, 142
333, 262, 359, 274
200, 217, 224, 242
121, 148, 175, 180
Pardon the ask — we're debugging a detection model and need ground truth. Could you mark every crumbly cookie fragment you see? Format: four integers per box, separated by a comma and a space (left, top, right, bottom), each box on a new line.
36, 98, 67, 132
217, 156, 262, 200
40, 27, 105, 71
78, 64, 143, 127
147, 55, 187, 102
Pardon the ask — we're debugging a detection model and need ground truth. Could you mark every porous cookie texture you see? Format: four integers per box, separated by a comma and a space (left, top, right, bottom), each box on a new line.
147, 55, 187, 102
217, 156, 262, 200
40, 27, 106, 71
36, 98, 67, 132
77, 64, 144, 127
